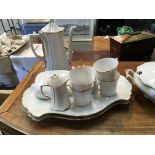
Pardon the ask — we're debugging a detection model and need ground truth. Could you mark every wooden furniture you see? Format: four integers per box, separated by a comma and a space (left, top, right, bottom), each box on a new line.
0, 37, 155, 134
110, 32, 155, 60
0, 90, 13, 106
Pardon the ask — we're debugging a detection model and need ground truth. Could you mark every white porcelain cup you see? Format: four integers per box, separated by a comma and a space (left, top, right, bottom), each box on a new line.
99, 72, 120, 97
69, 66, 95, 91
93, 58, 118, 81
69, 66, 95, 106
72, 89, 92, 107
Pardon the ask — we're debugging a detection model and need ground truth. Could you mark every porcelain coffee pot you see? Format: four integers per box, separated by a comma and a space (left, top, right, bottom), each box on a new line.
40, 74, 70, 111
29, 21, 76, 70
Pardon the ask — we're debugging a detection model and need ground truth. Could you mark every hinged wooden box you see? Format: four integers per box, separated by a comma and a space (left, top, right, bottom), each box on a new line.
110, 31, 155, 60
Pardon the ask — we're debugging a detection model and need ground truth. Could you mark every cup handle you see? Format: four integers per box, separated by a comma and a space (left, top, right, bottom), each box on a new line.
96, 81, 101, 91
40, 84, 51, 100
66, 80, 72, 96
92, 77, 99, 92
125, 69, 136, 84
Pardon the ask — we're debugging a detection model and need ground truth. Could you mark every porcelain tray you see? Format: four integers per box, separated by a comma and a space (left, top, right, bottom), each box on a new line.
22, 75, 132, 121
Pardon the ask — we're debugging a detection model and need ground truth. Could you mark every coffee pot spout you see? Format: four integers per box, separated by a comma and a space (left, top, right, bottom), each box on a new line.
67, 26, 77, 63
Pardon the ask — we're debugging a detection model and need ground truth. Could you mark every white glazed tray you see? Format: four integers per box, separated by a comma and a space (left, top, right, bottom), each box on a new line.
136, 62, 155, 89
22, 75, 132, 121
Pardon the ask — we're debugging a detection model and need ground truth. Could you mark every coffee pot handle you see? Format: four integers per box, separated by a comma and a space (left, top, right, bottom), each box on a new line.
40, 85, 51, 101
29, 34, 46, 63
67, 26, 77, 64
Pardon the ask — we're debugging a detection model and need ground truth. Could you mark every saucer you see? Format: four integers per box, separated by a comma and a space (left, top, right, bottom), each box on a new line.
22, 75, 132, 121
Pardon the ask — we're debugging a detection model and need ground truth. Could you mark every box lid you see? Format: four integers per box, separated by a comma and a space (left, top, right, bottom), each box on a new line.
112, 31, 155, 43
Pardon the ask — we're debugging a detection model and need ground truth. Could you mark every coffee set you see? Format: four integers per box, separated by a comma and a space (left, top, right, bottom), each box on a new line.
22, 21, 133, 121
22, 57, 133, 121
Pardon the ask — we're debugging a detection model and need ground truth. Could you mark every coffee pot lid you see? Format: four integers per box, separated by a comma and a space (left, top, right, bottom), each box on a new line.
39, 21, 64, 33
48, 74, 68, 87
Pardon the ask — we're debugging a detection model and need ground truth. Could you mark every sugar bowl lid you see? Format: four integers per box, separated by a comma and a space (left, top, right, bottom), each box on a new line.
48, 74, 68, 87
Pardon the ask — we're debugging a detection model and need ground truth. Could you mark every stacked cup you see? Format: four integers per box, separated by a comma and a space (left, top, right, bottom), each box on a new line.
93, 58, 120, 96
69, 66, 95, 106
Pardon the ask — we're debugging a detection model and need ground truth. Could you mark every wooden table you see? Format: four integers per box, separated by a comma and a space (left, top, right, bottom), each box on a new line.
0, 37, 155, 135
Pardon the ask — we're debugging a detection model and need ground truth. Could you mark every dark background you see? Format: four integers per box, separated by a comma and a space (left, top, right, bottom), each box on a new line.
96, 19, 155, 35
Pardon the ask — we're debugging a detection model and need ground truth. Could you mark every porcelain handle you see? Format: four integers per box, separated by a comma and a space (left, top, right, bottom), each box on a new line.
125, 69, 136, 84
29, 34, 46, 62
66, 80, 73, 97
67, 26, 77, 64
96, 80, 101, 91
40, 85, 51, 101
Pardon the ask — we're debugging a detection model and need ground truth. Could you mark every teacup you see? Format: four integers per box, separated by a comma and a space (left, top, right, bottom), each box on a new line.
93, 58, 118, 81
69, 66, 95, 91
72, 89, 92, 107
69, 66, 95, 106
98, 72, 120, 96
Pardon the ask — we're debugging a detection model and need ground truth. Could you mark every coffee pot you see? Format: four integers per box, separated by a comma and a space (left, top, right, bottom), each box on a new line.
29, 21, 76, 70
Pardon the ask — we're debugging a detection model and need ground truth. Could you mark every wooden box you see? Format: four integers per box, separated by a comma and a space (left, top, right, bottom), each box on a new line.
110, 31, 155, 60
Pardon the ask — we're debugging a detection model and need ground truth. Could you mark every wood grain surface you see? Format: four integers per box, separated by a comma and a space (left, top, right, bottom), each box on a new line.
0, 36, 155, 135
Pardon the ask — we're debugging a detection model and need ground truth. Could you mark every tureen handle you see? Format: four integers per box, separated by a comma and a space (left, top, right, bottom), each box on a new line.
125, 69, 136, 84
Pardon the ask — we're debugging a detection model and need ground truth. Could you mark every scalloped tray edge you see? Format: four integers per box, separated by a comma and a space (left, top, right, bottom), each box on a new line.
23, 100, 129, 121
